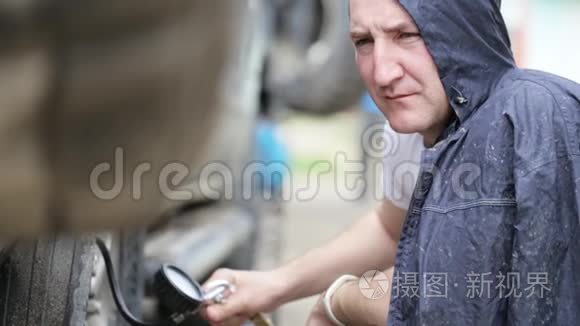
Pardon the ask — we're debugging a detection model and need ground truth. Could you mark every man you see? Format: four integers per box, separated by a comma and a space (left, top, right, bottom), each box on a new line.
206, 0, 580, 324
345, 0, 580, 324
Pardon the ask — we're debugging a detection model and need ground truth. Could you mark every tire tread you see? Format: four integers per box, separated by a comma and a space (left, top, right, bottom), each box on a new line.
0, 236, 93, 326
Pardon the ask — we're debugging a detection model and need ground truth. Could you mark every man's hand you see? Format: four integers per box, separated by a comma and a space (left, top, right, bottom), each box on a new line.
201, 268, 286, 325
305, 293, 337, 326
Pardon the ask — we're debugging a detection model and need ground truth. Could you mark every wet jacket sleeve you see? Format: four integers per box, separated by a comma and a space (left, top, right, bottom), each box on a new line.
508, 90, 580, 325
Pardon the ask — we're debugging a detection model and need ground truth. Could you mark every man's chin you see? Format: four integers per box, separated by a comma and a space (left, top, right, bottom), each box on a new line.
386, 115, 424, 135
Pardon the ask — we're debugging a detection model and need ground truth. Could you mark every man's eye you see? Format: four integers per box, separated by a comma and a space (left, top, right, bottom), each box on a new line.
398, 32, 421, 41
354, 38, 372, 47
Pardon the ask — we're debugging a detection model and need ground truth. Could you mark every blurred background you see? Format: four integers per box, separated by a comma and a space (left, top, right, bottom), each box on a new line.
0, 0, 578, 325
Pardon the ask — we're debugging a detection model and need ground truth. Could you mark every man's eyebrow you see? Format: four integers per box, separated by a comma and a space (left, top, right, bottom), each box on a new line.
378, 21, 413, 34
350, 21, 414, 38
349, 30, 369, 39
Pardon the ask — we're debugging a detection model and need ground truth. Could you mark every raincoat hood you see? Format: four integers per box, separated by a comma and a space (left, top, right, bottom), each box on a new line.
399, 0, 516, 122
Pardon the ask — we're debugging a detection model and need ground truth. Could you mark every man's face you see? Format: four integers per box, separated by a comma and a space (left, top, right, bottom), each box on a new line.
350, 0, 450, 140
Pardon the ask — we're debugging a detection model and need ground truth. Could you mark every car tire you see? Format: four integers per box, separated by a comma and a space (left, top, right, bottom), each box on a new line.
0, 236, 94, 326
0, 231, 145, 326
266, 0, 364, 115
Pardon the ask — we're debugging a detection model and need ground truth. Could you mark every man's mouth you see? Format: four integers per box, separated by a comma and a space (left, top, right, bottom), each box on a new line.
385, 93, 415, 100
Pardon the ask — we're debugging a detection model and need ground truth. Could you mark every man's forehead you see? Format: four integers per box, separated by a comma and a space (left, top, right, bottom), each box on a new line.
349, 0, 416, 32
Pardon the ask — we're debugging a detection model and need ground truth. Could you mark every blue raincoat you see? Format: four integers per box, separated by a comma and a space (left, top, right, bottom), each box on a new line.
389, 0, 580, 324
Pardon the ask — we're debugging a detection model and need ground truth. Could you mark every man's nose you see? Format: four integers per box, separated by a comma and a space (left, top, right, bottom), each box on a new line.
373, 45, 404, 88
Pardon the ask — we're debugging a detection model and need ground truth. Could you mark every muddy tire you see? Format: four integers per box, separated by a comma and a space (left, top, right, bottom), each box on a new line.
0, 236, 94, 326
0, 231, 145, 326
0, 0, 237, 236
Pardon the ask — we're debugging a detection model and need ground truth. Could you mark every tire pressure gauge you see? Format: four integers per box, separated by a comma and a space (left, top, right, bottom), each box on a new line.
153, 265, 272, 326
96, 238, 269, 326
154, 265, 233, 322
154, 265, 204, 318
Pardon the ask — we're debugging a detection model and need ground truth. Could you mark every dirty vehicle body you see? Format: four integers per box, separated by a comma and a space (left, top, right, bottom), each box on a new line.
0, 0, 362, 325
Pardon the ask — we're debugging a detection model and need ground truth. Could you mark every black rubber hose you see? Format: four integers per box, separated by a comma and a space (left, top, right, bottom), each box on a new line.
95, 237, 172, 326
